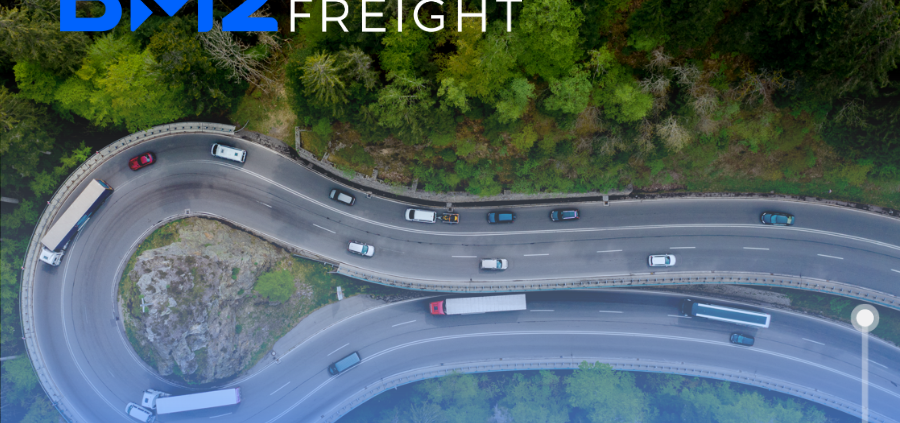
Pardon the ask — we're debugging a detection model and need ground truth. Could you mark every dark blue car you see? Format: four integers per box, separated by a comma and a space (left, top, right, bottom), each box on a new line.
487, 211, 516, 224
550, 209, 579, 221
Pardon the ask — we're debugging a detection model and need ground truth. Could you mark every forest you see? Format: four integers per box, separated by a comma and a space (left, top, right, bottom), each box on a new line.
340, 362, 850, 423
1, 0, 898, 421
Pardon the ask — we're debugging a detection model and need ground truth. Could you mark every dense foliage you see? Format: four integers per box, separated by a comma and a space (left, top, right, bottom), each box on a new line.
284, 0, 899, 198
341, 362, 841, 423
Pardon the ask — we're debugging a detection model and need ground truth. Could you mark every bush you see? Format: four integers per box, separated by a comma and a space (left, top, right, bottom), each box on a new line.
253, 270, 295, 303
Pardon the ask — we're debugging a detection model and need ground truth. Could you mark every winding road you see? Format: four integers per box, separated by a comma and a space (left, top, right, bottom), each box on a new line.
26, 131, 900, 422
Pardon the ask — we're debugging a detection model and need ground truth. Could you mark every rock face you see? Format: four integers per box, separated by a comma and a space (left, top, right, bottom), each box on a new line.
123, 218, 308, 383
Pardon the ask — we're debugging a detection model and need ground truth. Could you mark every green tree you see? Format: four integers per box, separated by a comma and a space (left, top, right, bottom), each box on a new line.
12, 61, 60, 104
0, 245, 22, 350
370, 72, 437, 141
21, 395, 60, 423
148, 19, 245, 116
544, 68, 592, 115
494, 78, 535, 123
565, 362, 651, 423
253, 270, 296, 303
1, 356, 39, 406
95, 51, 188, 131
510, 124, 539, 153
380, 19, 434, 76
0, 88, 56, 181
301, 51, 348, 110
0, 3, 91, 74
514, 0, 584, 80
502, 371, 570, 423
416, 373, 492, 423
439, 21, 517, 104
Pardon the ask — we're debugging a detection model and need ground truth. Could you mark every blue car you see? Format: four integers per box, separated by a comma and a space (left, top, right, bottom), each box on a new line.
760, 212, 794, 226
487, 211, 516, 224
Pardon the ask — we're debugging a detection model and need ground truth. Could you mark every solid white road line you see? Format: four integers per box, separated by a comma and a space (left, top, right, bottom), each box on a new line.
524, 253, 550, 256
870, 360, 888, 369
312, 224, 336, 234
598, 311, 623, 313
891, 269, 900, 274
802, 338, 825, 346
326, 343, 349, 356
668, 314, 690, 318
597, 250, 623, 253
743, 247, 770, 250
270, 382, 291, 395
452, 256, 477, 258
392, 320, 416, 327
530, 310, 554, 312
670, 247, 695, 249
817, 254, 844, 260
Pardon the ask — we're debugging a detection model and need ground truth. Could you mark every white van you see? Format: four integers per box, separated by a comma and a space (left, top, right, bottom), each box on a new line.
480, 259, 508, 270
211, 143, 246, 163
405, 209, 436, 223
348, 241, 375, 257
125, 402, 155, 422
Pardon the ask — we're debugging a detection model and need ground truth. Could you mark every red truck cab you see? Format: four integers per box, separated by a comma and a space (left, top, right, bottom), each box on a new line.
429, 301, 446, 315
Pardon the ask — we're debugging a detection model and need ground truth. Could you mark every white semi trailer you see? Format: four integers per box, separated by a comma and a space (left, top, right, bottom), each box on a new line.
141, 388, 241, 415
429, 294, 527, 315
38, 179, 113, 266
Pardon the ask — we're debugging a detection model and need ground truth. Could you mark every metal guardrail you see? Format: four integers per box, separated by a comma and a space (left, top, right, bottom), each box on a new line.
336, 265, 900, 311
19, 123, 234, 422
319, 357, 897, 423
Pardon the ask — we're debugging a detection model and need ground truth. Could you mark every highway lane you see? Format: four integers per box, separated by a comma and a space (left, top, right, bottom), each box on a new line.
28, 133, 900, 422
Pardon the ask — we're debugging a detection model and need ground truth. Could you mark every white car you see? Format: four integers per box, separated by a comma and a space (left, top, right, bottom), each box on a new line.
348, 241, 375, 257
210, 143, 246, 163
405, 208, 436, 223
648, 254, 676, 267
480, 258, 509, 270
125, 402, 155, 422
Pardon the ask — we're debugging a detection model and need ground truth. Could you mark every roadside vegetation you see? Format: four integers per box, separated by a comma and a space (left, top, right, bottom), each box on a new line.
341, 362, 852, 423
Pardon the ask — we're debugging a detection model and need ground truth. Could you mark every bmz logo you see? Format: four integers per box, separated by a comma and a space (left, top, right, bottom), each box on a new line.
60, 0, 276, 32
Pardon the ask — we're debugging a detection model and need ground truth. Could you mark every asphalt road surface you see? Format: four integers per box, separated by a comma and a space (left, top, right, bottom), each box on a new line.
30, 134, 900, 422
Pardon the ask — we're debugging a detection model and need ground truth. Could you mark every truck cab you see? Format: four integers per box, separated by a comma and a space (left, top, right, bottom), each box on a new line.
39, 247, 63, 266
125, 402, 155, 422
141, 389, 169, 409
430, 301, 446, 315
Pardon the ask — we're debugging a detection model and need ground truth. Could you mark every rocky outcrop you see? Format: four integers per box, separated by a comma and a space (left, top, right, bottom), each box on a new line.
122, 218, 312, 383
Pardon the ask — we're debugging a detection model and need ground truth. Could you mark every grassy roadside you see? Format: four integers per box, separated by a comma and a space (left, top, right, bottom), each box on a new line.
772, 288, 900, 346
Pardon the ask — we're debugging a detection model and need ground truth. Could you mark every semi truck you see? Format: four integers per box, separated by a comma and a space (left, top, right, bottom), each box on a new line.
681, 299, 771, 328
38, 179, 113, 266
141, 388, 241, 415
430, 294, 526, 315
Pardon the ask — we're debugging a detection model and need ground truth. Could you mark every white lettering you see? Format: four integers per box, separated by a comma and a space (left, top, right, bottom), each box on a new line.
323, 0, 349, 32
398, 0, 403, 31
362, 0, 385, 32
496, 0, 520, 32
457, 0, 486, 32
414, 0, 444, 32
290, 0, 311, 32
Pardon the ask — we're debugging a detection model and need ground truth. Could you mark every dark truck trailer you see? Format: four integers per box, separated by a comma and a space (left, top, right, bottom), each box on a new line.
39, 179, 113, 266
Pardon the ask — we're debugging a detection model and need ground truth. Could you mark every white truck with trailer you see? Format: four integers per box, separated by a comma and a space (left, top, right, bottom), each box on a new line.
38, 179, 114, 266
141, 387, 241, 415
430, 294, 526, 315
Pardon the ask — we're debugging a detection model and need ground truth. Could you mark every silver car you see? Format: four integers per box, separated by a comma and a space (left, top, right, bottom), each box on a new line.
648, 254, 676, 267
348, 241, 375, 257
480, 258, 509, 270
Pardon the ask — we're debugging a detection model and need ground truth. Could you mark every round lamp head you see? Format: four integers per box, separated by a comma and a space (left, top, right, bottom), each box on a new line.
851, 304, 879, 333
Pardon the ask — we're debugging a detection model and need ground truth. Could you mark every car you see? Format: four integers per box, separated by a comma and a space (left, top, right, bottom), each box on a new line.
648, 254, 676, 267
760, 212, 794, 226
480, 258, 508, 270
730, 333, 755, 346
211, 143, 247, 163
128, 152, 155, 170
550, 209, 579, 221
125, 402, 155, 422
328, 351, 361, 375
348, 241, 375, 257
330, 188, 356, 206
487, 211, 516, 224
406, 209, 437, 223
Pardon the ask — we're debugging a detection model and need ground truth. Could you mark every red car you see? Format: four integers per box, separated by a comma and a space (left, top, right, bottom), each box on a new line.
129, 152, 155, 170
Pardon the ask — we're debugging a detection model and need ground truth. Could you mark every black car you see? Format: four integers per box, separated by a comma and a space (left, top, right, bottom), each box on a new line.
760, 212, 794, 226
487, 211, 516, 224
329, 189, 356, 206
730, 333, 755, 346
550, 209, 579, 221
